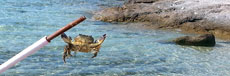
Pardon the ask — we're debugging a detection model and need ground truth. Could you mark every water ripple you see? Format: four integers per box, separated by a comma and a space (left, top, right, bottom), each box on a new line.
0, 0, 230, 76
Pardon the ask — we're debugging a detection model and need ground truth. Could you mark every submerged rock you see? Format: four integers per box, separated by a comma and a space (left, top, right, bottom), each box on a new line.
173, 34, 216, 47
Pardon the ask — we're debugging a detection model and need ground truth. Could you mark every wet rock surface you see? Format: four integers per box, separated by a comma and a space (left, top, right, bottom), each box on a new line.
93, 0, 230, 40
173, 34, 216, 47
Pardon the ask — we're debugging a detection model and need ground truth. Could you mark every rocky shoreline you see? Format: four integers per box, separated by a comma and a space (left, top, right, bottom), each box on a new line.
93, 0, 230, 40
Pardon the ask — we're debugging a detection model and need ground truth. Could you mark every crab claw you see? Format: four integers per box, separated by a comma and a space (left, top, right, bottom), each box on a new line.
103, 34, 106, 37
61, 33, 72, 44
89, 34, 106, 48
100, 34, 106, 41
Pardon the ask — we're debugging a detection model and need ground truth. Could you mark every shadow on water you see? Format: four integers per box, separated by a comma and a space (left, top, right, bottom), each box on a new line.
157, 39, 214, 52
218, 41, 230, 45
157, 38, 175, 45
180, 46, 214, 52
158, 41, 175, 45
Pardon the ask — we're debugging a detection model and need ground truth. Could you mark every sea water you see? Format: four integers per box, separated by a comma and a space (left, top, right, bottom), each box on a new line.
0, 0, 230, 76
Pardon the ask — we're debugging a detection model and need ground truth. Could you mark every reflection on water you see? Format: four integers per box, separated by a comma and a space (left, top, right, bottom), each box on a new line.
180, 46, 214, 52
0, 0, 230, 76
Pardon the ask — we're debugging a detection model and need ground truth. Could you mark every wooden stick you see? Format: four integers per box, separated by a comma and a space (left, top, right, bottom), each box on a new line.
46, 16, 86, 42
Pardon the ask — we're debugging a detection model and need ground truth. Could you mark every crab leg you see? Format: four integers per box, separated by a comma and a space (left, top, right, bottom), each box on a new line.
91, 45, 101, 58
63, 44, 73, 63
92, 52, 98, 58
63, 46, 68, 63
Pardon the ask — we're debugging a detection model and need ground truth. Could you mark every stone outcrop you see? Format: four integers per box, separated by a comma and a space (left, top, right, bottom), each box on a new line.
124, 0, 159, 4
93, 0, 230, 40
173, 34, 216, 47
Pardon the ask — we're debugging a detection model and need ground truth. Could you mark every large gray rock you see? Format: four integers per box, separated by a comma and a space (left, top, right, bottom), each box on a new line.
173, 34, 216, 47
125, 0, 159, 4
93, 0, 230, 40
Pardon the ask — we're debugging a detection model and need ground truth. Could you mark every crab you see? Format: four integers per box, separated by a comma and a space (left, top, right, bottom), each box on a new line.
61, 33, 106, 63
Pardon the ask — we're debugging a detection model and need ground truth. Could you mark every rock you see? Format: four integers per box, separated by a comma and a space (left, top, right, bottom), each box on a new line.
93, 7, 125, 22
173, 34, 216, 47
93, 0, 230, 40
125, 0, 159, 4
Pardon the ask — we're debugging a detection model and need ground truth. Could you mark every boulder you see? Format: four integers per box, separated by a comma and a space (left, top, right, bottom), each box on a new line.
125, 0, 159, 4
93, 0, 230, 40
173, 34, 216, 47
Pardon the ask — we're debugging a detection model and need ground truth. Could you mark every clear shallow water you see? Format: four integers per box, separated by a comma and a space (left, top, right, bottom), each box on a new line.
0, 0, 230, 76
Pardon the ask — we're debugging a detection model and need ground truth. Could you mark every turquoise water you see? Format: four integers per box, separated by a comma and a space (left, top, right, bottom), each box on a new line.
0, 0, 230, 76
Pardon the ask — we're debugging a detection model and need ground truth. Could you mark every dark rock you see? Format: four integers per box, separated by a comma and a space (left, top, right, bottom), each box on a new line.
173, 34, 216, 47
93, 0, 230, 40
125, 0, 159, 4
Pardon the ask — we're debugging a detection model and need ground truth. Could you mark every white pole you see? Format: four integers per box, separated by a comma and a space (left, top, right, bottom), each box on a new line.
0, 36, 49, 73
